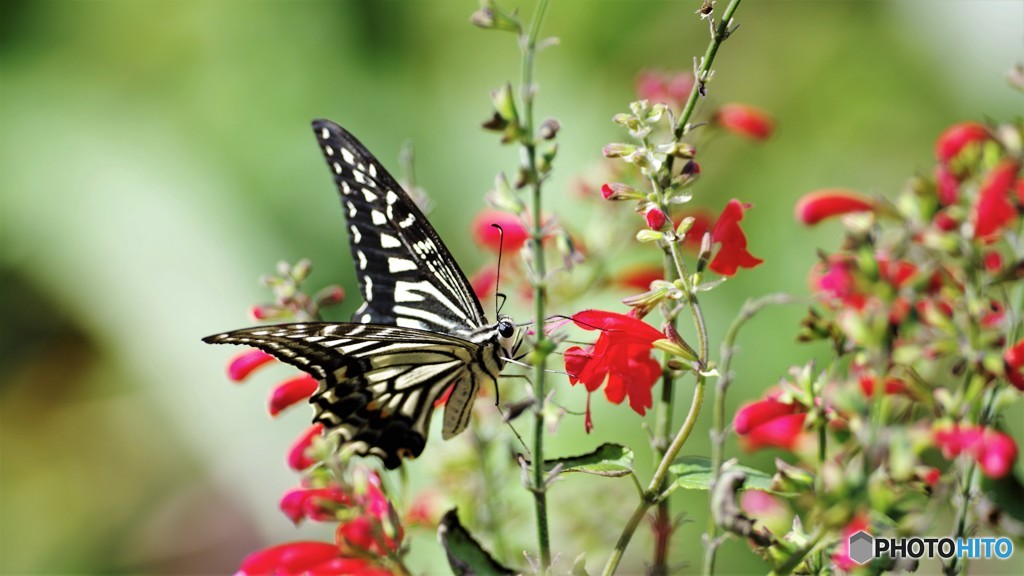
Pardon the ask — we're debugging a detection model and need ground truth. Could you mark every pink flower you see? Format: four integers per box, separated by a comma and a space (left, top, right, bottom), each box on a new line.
636, 70, 694, 109
280, 486, 351, 525
468, 264, 498, 302
935, 122, 990, 162
228, 349, 275, 382
1005, 338, 1024, 391
935, 165, 960, 206
269, 375, 319, 416
831, 516, 870, 572
563, 310, 664, 430
972, 160, 1020, 240
734, 397, 807, 451
288, 423, 325, 471
335, 475, 402, 555
712, 104, 775, 141
794, 189, 874, 225
709, 200, 763, 276
934, 424, 1018, 479
471, 209, 530, 252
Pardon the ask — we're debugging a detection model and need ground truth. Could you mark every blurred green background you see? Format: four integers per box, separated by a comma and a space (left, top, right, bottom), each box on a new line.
2, 1, 1022, 574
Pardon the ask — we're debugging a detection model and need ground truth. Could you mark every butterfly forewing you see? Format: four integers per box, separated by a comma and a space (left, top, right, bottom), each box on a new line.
312, 119, 486, 335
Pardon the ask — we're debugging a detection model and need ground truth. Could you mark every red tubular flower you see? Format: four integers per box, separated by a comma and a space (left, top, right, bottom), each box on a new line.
1005, 338, 1024, 391
471, 209, 529, 252
269, 375, 319, 416
934, 424, 1019, 478
228, 349, 275, 382
236, 542, 341, 576
713, 104, 775, 141
972, 160, 1020, 240
280, 486, 351, 524
858, 374, 907, 397
935, 165, 960, 206
468, 264, 498, 302
935, 122, 990, 162
288, 423, 325, 471
563, 310, 664, 430
709, 200, 763, 276
733, 397, 807, 451
794, 189, 874, 225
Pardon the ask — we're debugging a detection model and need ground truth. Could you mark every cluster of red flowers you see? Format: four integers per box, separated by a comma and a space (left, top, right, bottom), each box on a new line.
224, 349, 439, 575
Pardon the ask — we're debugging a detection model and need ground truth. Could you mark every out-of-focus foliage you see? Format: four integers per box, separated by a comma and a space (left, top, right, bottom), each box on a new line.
1, 1, 1021, 574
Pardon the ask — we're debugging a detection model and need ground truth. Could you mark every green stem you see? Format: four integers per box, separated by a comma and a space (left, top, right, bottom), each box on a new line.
674, 0, 744, 140
703, 294, 797, 576
520, 0, 552, 572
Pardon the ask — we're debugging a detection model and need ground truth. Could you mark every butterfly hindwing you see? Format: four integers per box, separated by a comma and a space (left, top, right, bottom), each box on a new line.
311, 119, 486, 335
203, 323, 483, 469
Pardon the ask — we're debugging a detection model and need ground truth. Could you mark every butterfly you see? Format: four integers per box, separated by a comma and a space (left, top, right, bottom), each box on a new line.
204, 119, 524, 469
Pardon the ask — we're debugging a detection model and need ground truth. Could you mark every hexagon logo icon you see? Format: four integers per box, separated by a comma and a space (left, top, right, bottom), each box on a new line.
849, 530, 874, 565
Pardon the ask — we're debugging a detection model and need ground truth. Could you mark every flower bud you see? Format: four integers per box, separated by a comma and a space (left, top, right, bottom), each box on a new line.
645, 206, 668, 230
228, 349, 275, 382
602, 143, 636, 159
935, 121, 990, 162
713, 104, 774, 141
491, 83, 519, 124
600, 182, 643, 201
291, 259, 312, 282
795, 189, 875, 225
538, 118, 560, 140
636, 230, 664, 243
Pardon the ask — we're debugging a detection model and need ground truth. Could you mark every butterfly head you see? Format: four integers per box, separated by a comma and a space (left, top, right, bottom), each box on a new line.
495, 314, 524, 362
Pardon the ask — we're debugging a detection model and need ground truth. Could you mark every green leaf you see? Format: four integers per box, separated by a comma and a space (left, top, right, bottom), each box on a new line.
543, 443, 635, 478
438, 509, 515, 576
667, 456, 784, 495
980, 472, 1024, 536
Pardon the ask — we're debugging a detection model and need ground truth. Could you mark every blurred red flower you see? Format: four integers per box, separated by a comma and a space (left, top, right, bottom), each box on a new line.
1005, 338, 1024, 391
636, 70, 694, 109
269, 375, 319, 416
236, 541, 392, 576
795, 189, 874, 225
228, 349, 275, 381
972, 160, 1020, 240
471, 210, 530, 253
935, 122, 990, 162
934, 424, 1018, 479
712, 104, 775, 141
288, 423, 325, 471
280, 485, 351, 525
734, 396, 807, 451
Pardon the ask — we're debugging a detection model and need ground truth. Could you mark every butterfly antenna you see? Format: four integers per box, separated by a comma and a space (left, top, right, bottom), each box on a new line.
491, 223, 505, 316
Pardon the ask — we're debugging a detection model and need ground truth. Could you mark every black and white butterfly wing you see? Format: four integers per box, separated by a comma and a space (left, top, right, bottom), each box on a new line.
312, 119, 487, 335
203, 323, 490, 469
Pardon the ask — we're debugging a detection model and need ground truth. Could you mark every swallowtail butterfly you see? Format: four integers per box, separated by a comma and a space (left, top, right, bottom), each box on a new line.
204, 119, 524, 469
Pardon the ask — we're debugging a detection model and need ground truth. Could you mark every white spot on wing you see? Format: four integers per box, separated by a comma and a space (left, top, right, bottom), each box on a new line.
333, 162, 342, 174
371, 210, 386, 225
357, 250, 368, 269
354, 171, 366, 184
399, 214, 416, 228
360, 313, 372, 323
350, 225, 362, 244
341, 148, 355, 165
386, 190, 398, 205
325, 145, 334, 156
365, 275, 374, 301
341, 181, 351, 194
347, 201, 356, 217
380, 233, 401, 248
321, 128, 330, 139
388, 257, 417, 273
362, 188, 377, 202
369, 164, 378, 178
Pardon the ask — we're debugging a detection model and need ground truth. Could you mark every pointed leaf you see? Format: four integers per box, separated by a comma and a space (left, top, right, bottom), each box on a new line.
572, 553, 590, 576
667, 456, 788, 496
438, 509, 515, 576
543, 443, 634, 477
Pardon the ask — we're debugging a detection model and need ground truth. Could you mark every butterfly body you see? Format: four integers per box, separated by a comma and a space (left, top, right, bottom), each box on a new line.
204, 120, 522, 469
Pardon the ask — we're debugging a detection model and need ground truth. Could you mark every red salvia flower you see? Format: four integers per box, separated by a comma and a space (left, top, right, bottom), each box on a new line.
934, 164, 960, 206
794, 189, 874, 225
709, 200, 763, 276
563, 310, 664, 431
934, 121, 990, 162
645, 205, 668, 230
972, 160, 1020, 240
288, 423, 325, 471
471, 209, 530, 252
734, 396, 807, 451
934, 424, 1018, 479
269, 374, 319, 416
335, 473, 402, 555
280, 486, 351, 525
712, 103, 775, 141
228, 349, 275, 382
469, 264, 498, 302
1005, 338, 1024, 391
237, 541, 393, 576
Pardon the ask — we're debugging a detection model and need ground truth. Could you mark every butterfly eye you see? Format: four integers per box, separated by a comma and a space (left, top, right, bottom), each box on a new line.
498, 321, 515, 339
